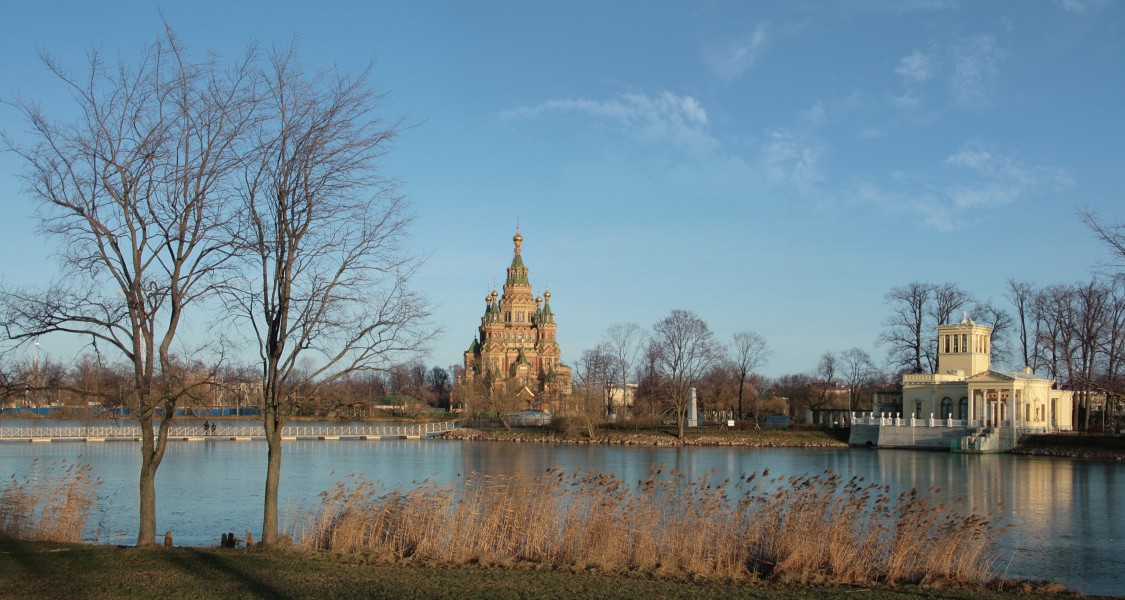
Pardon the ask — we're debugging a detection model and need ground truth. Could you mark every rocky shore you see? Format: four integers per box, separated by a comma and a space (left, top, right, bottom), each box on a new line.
438, 427, 849, 448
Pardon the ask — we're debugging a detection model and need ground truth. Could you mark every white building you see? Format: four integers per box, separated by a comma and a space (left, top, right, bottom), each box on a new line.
852, 315, 1073, 451
902, 316, 1073, 432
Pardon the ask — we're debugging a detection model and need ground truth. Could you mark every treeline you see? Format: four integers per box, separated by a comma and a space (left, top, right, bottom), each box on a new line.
1, 358, 454, 416
546, 312, 886, 437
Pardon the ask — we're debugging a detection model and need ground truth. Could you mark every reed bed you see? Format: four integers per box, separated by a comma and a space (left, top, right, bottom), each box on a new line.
0, 458, 101, 542
290, 467, 1002, 586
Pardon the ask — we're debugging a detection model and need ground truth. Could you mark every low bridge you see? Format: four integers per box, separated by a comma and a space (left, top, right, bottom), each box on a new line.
0, 420, 459, 443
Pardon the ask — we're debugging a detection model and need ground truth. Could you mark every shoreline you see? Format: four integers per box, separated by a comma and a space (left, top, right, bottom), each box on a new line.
440, 427, 1125, 460
440, 427, 849, 447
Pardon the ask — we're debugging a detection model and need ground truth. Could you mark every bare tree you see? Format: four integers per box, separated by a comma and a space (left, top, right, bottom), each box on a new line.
840, 347, 877, 413
878, 282, 933, 373
1007, 279, 1036, 369
1070, 280, 1111, 430
1079, 208, 1125, 275
224, 47, 434, 546
1033, 284, 1077, 382
931, 282, 975, 328
729, 331, 770, 422
0, 29, 255, 546
648, 310, 723, 440
770, 373, 818, 418
426, 366, 451, 408
603, 322, 645, 415
573, 344, 613, 437
814, 351, 840, 411
972, 300, 1013, 369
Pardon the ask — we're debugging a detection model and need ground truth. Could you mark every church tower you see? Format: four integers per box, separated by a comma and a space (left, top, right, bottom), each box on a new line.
461, 230, 572, 410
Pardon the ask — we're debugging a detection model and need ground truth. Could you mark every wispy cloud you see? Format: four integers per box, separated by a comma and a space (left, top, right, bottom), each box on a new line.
1058, 0, 1111, 14
942, 142, 1072, 212
891, 35, 1006, 111
840, 142, 1072, 231
704, 23, 769, 81
762, 128, 824, 186
896, 50, 936, 82
501, 91, 717, 152
949, 35, 1005, 108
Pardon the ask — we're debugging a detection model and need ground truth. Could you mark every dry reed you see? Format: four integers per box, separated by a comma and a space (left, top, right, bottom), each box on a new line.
0, 458, 101, 542
289, 467, 1003, 586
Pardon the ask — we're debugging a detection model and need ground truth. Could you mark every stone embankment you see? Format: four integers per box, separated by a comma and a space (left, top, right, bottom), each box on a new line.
1012, 446, 1125, 460
1012, 434, 1125, 461
439, 427, 849, 448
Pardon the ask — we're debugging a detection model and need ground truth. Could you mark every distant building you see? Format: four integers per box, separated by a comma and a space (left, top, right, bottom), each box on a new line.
853, 315, 1073, 452
900, 315, 1073, 431
460, 230, 572, 411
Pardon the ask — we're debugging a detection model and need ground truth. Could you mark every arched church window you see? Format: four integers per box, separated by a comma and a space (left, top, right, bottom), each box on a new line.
958, 397, 968, 419
941, 397, 952, 418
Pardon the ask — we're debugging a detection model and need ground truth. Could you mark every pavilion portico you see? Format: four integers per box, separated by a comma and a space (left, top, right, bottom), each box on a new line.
902, 369, 1071, 433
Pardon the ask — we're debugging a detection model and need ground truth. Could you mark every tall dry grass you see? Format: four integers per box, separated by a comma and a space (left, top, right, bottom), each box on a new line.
0, 459, 101, 542
289, 467, 1002, 586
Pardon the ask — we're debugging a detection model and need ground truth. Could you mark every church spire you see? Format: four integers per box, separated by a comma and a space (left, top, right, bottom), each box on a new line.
507, 228, 529, 285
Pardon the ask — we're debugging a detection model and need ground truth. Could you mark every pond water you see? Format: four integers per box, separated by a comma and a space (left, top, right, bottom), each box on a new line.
1, 419, 1122, 596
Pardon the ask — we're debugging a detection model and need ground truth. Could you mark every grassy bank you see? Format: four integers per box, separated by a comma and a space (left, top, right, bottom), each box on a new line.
0, 539, 1082, 600
441, 426, 849, 447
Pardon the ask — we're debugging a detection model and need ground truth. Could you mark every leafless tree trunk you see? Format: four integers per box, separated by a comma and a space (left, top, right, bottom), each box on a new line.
815, 351, 838, 413
649, 310, 722, 440
1033, 284, 1074, 382
603, 322, 644, 417
1071, 280, 1110, 431
840, 347, 876, 414
1, 28, 254, 546
573, 345, 612, 437
224, 47, 434, 546
1007, 279, 1036, 369
729, 331, 770, 422
931, 282, 975, 327
972, 300, 1013, 369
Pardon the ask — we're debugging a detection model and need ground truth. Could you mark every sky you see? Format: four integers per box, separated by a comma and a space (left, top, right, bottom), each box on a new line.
0, 0, 1122, 378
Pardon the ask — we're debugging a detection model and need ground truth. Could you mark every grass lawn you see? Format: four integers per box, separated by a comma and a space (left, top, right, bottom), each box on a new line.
0, 539, 1084, 600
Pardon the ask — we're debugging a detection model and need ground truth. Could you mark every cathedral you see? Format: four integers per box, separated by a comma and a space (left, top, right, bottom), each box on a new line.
460, 230, 572, 411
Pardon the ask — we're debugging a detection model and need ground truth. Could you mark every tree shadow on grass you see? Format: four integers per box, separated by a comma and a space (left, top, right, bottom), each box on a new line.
159, 547, 293, 600
0, 538, 54, 581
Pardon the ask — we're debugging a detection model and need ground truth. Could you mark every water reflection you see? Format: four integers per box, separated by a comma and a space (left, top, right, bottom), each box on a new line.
0, 435, 1121, 595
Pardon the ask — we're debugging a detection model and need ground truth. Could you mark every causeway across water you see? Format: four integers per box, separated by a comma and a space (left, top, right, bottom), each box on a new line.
0, 421, 459, 443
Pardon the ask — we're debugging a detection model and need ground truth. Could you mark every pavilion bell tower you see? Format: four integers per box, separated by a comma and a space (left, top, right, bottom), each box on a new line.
936, 314, 992, 377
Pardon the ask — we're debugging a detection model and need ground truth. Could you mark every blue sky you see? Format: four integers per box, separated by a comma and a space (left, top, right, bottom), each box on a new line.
1, 1, 1122, 377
